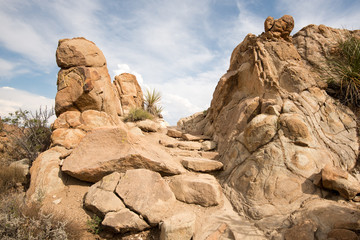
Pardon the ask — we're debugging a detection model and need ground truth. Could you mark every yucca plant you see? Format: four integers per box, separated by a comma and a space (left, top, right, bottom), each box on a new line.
325, 35, 360, 107
144, 88, 163, 117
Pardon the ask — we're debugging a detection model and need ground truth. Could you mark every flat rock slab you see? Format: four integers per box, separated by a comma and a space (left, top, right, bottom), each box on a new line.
160, 212, 196, 240
61, 126, 185, 182
102, 208, 150, 233
84, 184, 125, 217
136, 119, 160, 132
167, 128, 183, 138
116, 169, 177, 226
168, 173, 223, 207
182, 133, 211, 141
181, 157, 223, 172
177, 141, 202, 151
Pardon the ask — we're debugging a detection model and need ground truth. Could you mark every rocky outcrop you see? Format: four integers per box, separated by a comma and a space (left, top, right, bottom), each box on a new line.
178, 15, 360, 236
55, 38, 122, 123
113, 73, 143, 115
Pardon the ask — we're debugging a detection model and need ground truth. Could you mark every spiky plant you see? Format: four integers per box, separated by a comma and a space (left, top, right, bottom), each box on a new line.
325, 35, 360, 107
144, 88, 163, 117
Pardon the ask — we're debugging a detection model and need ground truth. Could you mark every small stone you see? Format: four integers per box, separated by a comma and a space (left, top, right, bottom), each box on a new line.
160, 212, 196, 240
181, 157, 223, 172
102, 208, 149, 233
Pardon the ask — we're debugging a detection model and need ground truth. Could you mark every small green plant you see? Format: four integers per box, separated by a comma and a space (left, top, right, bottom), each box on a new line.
86, 214, 102, 234
324, 35, 360, 107
144, 88, 163, 117
123, 107, 154, 122
1, 107, 54, 164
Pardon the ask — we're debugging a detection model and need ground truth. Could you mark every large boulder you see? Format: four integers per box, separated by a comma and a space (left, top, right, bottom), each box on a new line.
56, 37, 106, 68
113, 73, 143, 115
55, 37, 122, 123
168, 173, 223, 207
61, 126, 185, 182
115, 169, 177, 226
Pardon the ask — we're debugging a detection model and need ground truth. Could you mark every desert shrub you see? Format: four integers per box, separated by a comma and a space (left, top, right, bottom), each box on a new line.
86, 214, 102, 234
1, 107, 54, 164
0, 193, 81, 240
325, 35, 360, 107
144, 88, 163, 117
0, 165, 26, 193
124, 107, 153, 122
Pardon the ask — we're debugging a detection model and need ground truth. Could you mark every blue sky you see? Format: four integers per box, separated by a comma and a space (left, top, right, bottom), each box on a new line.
0, 0, 359, 125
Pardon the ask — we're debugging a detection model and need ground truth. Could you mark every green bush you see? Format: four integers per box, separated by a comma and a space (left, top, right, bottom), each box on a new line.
144, 88, 163, 117
123, 108, 153, 122
86, 214, 102, 234
325, 35, 360, 107
1, 107, 54, 164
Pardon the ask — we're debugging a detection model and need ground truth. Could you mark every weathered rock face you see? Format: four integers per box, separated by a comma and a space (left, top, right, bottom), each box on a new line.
180, 16, 359, 230
55, 38, 122, 123
113, 73, 143, 115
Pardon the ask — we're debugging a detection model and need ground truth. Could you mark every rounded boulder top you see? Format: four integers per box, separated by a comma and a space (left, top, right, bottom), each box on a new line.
56, 37, 106, 68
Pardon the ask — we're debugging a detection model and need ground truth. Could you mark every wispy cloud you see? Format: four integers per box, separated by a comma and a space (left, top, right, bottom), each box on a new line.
0, 87, 54, 119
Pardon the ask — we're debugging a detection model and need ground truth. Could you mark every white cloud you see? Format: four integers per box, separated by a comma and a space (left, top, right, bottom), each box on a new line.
0, 58, 16, 78
113, 64, 144, 86
0, 87, 55, 123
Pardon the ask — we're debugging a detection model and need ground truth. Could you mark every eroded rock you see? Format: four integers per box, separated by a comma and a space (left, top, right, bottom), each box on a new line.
115, 169, 177, 226
168, 173, 223, 207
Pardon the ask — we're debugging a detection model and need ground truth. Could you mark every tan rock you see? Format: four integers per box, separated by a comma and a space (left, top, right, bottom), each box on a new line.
160, 212, 196, 240
201, 141, 217, 151
52, 111, 81, 130
51, 128, 86, 149
102, 208, 150, 233
113, 73, 143, 115
168, 173, 223, 207
181, 157, 223, 172
243, 114, 278, 152
199, 151, 219, 160
177, 111, 207, 135
115, 169, 176, 225
289, 199, 360, 239
84, 185, 125, 218
321, 164, 360, 200
327, 229, 358, 240
261, 15, 294, 41
177, 141, 202, 151
284, 220, 317, 240
61, 126, 185, 182
167, 128, 183, 138
56, 37, 106, 68
182, 133, 210, 141
136, 119, 160, 132
27, 147, 68, 202
78, 110, 115, 131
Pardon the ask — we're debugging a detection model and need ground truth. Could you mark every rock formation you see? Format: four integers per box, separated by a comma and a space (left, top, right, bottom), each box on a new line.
26, 18, 360, 239
113, 73, 144, 115
55, 38, 122, 123
179, 16, 360, 238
